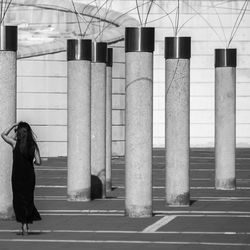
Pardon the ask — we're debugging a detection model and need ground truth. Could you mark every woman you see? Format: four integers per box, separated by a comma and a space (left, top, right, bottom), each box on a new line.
1, 122, 42, 235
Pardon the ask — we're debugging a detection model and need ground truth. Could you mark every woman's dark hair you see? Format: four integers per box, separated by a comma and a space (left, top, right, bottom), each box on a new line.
16, 121, 38, 157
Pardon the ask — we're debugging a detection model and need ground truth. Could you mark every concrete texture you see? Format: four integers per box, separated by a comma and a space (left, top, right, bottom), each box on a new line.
125, 52, 153, 217
215, 67, 236, 190
67, 60, 91, 201
106, 66, 112, 192
0, 51, 16, 219
165, 59, 190, 206
91, 62, 106, 198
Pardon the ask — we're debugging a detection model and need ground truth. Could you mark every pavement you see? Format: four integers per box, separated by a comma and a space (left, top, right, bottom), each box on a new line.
1, 148, 250, 249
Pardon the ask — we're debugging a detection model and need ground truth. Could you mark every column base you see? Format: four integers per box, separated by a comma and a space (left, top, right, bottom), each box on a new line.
125, 205, 152, 218
0, 206, 14, 220
67, 188, 90, 202
166, 192, 190, 207
106, 180, 112, 193
215, 178, 236, 190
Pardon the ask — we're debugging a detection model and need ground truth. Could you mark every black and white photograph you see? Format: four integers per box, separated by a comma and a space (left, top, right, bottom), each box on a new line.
0, 0, 250, 249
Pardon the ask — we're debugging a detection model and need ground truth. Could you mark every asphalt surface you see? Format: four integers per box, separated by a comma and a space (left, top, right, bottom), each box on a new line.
1, 148, 250, 249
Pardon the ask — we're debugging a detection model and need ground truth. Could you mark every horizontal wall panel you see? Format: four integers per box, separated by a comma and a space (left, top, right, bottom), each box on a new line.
190, 111, 214, 124
112, 47, 125, 63
191, 124, 214, 137
112, 79, 125, 94
153, 137, 165, 147
17, 110, 67, 125
38, 142, 67, 158
153, 124, 165, 137
112, 95, 125, 109
17, 93, 67, 109
190, 138, 214, 147
191, 97, 214, 110
112, 63, 125, 78
190, 83, 214, 97
112, 126, 125, 141
112, 141, 125, 157
33, 126, 67, 142
153, 110, 165, 124
17, 77, 67, 93
153, 83, 165, 97
112, 110, 125, 125
17, 60, 67, 77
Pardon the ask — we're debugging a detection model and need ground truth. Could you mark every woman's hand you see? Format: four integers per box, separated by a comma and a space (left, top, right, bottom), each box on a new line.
1, 123, 18, 148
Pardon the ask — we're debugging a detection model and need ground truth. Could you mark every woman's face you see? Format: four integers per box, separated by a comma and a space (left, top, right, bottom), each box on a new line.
18, 127, 28, 139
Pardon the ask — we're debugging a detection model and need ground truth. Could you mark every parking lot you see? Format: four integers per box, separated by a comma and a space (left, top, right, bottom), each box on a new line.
1, 148, 250, 249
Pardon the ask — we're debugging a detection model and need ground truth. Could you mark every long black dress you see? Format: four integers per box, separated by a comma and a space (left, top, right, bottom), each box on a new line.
11, 143, 41, 223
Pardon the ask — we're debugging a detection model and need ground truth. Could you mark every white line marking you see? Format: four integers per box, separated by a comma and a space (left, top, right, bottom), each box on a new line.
41, 213, 124, 216
36, 185, 66, 188
36, 209, 250, 217
143, 216, 177, 233
37, 177, 67, 179
192, 196, 250, 200
36, 168, 66, 171
1, 229, 250, 235
114, 186, 250, 190
155, 210, 250, 215
0, 239, 250, 246
38, 209, 124, 213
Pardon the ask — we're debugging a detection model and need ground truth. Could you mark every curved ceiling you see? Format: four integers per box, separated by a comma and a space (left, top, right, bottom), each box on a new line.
4, 0, 138, 58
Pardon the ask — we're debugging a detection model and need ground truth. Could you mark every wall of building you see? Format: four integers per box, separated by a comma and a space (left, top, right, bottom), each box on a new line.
16, 0, 250, 157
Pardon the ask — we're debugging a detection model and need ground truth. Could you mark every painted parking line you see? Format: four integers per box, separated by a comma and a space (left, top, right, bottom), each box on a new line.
34, 185, 250, 190
36, 185, 66, 188
38, 209, 124, 213
36, 209, 250, 216
1, 229, 250, 235
143, 216, 177, 233
0, 239, 250, 247
36, 168, 66, 171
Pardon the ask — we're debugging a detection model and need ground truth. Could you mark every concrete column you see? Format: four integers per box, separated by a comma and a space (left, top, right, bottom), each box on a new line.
165, 37, 191, 206
0, 26, 17, 219
125, 27, 155, 217
67, 39, 92, 201
215, 49, 236, 190
91, 42, 107, 198
106, 48, 113, 193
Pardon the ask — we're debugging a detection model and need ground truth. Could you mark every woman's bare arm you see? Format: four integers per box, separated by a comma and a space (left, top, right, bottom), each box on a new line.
34, 146, 42, 165
1, 123, 18, 148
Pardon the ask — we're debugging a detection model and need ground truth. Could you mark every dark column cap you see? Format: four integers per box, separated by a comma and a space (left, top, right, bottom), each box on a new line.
106, 48, 113, 67
125, 27, 155, 53
92, 42, 107, 63
67, 39, 92, 61
0, 26, 17, 52
215, 48, 237, 68
165, 37, 191, 59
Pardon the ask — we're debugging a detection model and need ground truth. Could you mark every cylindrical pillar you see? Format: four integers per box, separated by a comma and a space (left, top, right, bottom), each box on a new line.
125, 27, 154, 217
215, 48, 236, 190
165, 37, 191, 206
0, 26, 17, 219
106, 48, 113, 193
67, 39, 92, 201
91, 42, 107, 198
